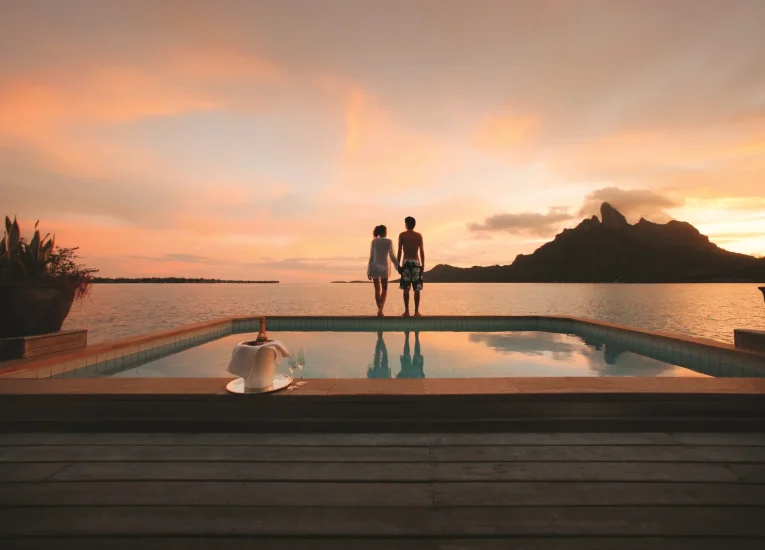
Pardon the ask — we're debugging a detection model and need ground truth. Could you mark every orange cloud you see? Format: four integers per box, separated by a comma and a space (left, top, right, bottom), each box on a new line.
344, 88, 365, 156
0, 72, 219, 134
473, 113, 540, 151
552, 116, 765, 179
332, 87, 452, 194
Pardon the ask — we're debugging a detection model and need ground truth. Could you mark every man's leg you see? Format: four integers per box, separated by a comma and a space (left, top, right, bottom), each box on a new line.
402, 288, 410, 316
414, 290, 421, 316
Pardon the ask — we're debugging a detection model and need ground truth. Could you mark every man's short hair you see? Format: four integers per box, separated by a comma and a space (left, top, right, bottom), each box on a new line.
405, 216, 416, 230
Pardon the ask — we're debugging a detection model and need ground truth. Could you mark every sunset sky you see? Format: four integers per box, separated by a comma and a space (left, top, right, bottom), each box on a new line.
1, 0, 764, 281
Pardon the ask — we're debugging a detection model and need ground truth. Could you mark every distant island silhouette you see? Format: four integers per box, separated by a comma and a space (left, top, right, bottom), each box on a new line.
424, 202, 765, 283
331, 280, 371, 284
94, 277, 279, 284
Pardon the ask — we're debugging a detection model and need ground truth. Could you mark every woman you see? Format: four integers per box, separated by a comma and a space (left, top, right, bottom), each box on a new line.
367, 225, 400, 316
367, 331, 390, 378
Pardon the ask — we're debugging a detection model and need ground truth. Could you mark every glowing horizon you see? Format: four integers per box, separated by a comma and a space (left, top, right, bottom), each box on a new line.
1, 0, 764, 281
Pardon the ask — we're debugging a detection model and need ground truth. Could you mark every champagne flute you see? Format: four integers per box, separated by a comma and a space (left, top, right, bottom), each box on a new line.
287, 357, 297, 389
297, 347, 306, 385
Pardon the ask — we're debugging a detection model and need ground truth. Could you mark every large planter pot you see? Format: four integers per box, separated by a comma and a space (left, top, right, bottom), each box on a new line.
759, 287, 765, 303
0, 284, 76, 338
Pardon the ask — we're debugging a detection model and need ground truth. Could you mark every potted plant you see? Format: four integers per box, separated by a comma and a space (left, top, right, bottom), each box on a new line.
0, 216, 97, 338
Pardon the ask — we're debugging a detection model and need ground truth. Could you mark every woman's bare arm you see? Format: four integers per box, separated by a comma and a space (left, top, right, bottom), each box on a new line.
388, 240, 399, 270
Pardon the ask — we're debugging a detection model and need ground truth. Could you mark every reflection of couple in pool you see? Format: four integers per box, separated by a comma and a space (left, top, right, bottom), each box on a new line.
366, 331, 425, 379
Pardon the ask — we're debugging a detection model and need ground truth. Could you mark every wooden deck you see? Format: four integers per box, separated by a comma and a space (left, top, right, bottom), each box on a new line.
1, 432, 764, 548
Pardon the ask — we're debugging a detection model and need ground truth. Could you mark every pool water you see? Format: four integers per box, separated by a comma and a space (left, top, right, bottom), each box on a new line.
110, 330, 712, 379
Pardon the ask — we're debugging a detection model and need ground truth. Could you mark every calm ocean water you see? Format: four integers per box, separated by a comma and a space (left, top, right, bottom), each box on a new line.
62, 283, 765, 345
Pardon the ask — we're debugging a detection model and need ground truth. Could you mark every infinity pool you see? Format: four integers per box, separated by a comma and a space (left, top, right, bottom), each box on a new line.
105, 330, 715, 379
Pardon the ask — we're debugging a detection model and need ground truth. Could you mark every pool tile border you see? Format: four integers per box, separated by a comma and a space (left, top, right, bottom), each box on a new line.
1, 315, 764, 380
1, 376, 764, 396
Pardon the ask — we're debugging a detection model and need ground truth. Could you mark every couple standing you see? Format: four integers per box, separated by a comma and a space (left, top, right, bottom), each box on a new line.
367, 216, 424, 317
367, 331, 425, 379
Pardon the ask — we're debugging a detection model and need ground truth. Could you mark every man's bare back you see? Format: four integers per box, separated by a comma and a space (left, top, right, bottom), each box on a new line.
398, 231, 424, 264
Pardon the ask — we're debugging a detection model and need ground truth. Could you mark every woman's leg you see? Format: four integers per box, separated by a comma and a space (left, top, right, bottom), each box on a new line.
373, 278, 382, 314
379, 278, 389, 315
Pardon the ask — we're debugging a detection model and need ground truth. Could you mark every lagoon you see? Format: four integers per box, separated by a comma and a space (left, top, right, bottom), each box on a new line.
61, 283, 765, 345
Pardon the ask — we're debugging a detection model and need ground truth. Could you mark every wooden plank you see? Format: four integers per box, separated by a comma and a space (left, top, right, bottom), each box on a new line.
0, 445, 431, 462
671, 433, 765, 446
8, 400, 764, 423
1, 506, 763, 536
0, 433, 431, 447
48, 460, 744, 483
430, 433, 678, 446
4, 444, 765, 463
24, 340, 86, 358
0, 481, 433, 507
727, 464, 765, 482
3, 537, 763, 550
432, 461, 743, 482
431, 540, 765, 550
25, 331, 86, 351
3, 432, 763, 447
51, 461, 435, 482
0, 462, 71, 482
428, 507, 765, 536
0, 539, 438, 550
429, 445, 765, 463
432, 481, 765, 506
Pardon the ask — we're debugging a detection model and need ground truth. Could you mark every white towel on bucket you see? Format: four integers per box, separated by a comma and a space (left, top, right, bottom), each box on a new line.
227, 340, 291, 383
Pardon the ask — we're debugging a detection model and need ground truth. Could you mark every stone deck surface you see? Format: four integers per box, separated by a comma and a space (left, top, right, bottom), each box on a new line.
0, 431, 764, 548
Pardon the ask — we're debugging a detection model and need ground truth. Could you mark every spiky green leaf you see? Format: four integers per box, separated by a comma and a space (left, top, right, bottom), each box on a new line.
30, 230, 40, 258
8, 217, 20, 248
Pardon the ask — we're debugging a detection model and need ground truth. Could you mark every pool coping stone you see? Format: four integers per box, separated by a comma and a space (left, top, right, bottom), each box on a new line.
1, 377, 763, 396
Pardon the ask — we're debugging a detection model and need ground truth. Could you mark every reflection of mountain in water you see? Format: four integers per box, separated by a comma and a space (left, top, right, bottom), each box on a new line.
577, 335, 626, 364
576, 334, 672, 376
469, 331, 675, 377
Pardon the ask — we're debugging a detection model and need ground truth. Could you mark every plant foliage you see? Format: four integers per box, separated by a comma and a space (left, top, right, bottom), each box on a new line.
0, 216, 98, 300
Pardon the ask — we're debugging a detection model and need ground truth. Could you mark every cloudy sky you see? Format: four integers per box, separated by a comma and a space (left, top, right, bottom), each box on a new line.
1, 0, 764, 281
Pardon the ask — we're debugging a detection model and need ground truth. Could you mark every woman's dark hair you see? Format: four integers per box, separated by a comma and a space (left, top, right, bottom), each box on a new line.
373, 225, 385, 237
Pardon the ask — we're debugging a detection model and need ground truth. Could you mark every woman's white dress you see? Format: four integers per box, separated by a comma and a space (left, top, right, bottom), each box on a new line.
367, 238, 398, 279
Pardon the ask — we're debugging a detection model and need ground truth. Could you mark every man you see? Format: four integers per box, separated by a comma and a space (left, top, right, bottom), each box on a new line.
397, 216, 424, 317
397, 331, 425, 378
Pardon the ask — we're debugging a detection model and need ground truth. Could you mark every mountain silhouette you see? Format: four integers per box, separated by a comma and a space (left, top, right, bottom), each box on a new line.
427, 202, 765, 283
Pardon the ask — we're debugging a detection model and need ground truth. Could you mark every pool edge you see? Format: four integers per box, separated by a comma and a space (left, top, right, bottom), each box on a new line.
2, 315, 765, 380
